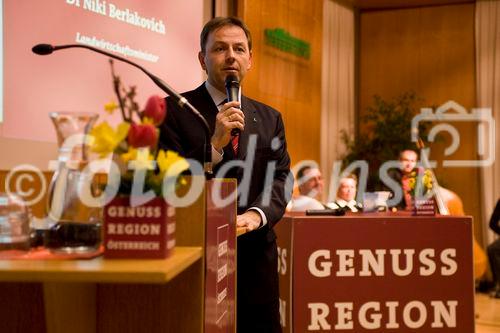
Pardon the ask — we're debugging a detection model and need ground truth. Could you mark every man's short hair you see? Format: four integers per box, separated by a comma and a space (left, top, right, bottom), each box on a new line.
200, 17, 253, 53
399, 149, 418, 159
296, 165, 312, 181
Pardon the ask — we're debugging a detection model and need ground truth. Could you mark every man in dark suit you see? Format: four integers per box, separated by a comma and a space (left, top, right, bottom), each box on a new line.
160, 17, 292, 332
384, 149, 419, 210
487, 199, 500, 298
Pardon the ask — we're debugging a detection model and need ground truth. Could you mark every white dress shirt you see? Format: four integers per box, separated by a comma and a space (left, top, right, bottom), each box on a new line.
331, 199, 360, 212
289, 195, 325, 212
204, 81, 268, 227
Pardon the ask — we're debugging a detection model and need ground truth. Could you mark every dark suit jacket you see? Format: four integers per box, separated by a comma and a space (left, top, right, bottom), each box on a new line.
159, 84, 292, 307
490, 199, 500, 235
384, 168, 408, 210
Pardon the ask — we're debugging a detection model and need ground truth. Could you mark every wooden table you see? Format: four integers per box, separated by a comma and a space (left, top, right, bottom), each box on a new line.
0, 247, 203, 333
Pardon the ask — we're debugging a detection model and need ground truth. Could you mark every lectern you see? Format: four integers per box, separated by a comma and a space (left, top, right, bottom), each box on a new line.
275, 214, 475, 333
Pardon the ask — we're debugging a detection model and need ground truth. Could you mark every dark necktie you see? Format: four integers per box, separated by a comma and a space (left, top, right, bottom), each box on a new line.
218, 99, 239, 156
231, 134, 239, 156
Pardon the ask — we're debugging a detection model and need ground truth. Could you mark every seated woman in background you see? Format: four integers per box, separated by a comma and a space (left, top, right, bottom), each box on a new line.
327, 175, 362, 212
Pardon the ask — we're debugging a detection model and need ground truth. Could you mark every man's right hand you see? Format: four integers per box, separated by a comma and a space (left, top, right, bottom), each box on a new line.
211, 101, 245, 151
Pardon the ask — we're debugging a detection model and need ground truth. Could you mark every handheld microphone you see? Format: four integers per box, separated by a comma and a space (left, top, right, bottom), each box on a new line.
224, 75, 240, 136
32, 43, 213, 176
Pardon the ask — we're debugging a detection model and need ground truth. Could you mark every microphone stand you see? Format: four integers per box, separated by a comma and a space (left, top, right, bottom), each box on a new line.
32, 43, 213, 178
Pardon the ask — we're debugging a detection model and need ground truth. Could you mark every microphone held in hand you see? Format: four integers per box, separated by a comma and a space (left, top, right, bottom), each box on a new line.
225, 75, 240, 136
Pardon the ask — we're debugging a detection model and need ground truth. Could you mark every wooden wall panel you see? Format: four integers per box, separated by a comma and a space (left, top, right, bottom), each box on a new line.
237, 0, 323, 165
359, 4, 484, 239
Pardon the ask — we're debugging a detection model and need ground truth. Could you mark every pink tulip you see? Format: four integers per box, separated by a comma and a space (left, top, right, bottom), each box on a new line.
142, 95, 166, 125
128, 123, 158, 148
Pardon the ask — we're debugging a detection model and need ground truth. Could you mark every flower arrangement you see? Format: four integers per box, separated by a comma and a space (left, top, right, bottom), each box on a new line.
406, 167, 433, 198
90, 60, 188, 197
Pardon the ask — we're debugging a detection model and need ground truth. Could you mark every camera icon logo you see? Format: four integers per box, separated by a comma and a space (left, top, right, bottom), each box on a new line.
411, 100, 495, 167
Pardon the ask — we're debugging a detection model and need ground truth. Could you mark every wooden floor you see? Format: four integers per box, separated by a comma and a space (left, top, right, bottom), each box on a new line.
476, 292, 500, 333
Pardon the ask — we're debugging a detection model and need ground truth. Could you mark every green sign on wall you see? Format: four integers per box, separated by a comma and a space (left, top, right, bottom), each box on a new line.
264, 28, 310, 59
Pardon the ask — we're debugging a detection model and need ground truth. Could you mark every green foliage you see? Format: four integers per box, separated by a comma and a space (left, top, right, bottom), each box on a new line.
341, 92, 430, 190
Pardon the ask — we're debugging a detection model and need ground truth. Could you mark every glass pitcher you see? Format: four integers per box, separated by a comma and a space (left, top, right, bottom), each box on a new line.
46, 112, 101, 254
0, 193, 31, 251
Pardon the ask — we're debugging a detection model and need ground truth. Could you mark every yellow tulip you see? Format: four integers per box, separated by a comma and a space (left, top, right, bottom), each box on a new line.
104, 101, 119, 114
157, 150, 189, 177
120, 147, 137, 164
128, 147, 155, 170
89, 121, 130, 157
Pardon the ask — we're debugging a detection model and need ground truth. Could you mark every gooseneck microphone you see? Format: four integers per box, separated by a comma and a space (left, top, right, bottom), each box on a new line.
32, 43, 213, 177
224, 75, 240, 136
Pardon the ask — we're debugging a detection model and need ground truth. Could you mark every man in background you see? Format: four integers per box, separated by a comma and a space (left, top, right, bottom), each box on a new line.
385, 149, 419, 210
289, 165, 325, 211
399, 149, 418, 175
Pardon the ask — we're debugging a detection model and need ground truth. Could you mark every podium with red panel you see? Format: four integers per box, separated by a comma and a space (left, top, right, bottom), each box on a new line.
0, 176, 237, 333
275, 213, 475, 333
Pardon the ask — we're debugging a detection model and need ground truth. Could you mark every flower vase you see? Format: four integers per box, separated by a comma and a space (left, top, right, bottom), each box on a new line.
45, 112, 102, 253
